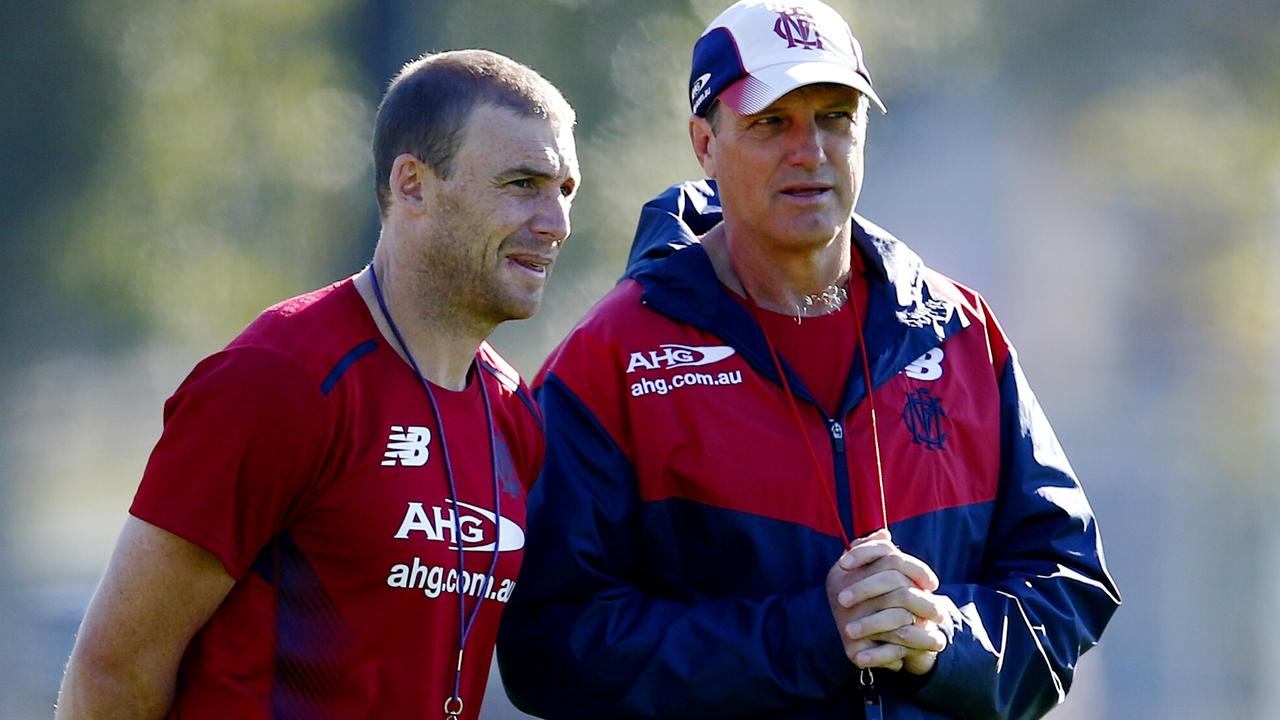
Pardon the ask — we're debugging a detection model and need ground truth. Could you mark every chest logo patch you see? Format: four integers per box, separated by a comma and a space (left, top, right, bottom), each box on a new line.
903, 388, 947, 450
382, 425, 431, 467
394, 499, 525, 552
626, 344, 735, 373
903, 348, 944, 381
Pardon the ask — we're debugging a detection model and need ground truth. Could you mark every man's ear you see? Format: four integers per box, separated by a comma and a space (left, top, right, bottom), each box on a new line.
388, 153, 433, 214
689, 116, 718, 179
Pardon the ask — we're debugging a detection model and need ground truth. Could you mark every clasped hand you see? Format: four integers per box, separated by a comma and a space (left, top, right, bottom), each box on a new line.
825, 529, 951, 675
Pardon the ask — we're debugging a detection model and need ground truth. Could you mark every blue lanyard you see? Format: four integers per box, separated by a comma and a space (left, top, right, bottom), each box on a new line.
368, 264, 501, 719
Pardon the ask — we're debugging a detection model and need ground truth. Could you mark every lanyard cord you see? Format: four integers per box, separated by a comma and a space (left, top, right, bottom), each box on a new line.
733, 253, 888, 548
741, 290, 851, 548
368, 265, 501, 719
846, 275, 888, 532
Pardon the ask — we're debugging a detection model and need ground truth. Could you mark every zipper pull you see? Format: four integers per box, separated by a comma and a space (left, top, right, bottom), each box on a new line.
829, 420, 845, 452
862, 693, 884, 720
859, 668, 883, 720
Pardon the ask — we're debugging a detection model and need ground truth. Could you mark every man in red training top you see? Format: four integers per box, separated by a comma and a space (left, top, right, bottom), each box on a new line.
57, 49, 579, 719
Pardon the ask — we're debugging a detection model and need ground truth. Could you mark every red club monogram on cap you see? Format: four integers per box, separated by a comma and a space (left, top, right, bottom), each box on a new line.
773, 7, 823, 49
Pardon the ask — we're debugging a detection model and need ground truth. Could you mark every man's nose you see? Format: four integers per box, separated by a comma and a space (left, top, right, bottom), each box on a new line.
786, 118, 825, 170
531, 191, 571, 245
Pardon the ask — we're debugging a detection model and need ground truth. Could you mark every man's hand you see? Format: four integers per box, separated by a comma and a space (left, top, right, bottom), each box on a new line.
826, 530, 951, 675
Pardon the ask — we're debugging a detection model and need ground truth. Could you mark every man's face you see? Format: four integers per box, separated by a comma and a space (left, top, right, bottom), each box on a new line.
692, 83, 865, 253
418, 104, 579, 325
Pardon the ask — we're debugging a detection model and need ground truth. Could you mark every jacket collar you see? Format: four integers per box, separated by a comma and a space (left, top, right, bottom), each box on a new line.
626, 180, 970, 414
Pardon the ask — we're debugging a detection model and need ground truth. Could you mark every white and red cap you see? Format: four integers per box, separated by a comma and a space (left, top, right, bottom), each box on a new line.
689, 0, 885, 117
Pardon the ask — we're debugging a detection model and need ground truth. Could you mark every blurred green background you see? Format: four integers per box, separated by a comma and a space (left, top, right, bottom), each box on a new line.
3, 1, 1278, 717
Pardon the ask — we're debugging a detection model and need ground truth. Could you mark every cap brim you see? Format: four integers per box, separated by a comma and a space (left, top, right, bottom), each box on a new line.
719, 60, 886, 115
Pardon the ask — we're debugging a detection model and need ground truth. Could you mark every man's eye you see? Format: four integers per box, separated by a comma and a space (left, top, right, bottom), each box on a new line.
510, 178, 535, 189
824, 111, 853, 121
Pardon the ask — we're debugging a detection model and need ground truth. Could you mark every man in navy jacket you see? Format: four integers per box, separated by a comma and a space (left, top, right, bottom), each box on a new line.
499, 1, 1119, 717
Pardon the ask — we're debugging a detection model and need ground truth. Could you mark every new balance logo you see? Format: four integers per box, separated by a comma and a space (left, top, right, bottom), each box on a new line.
903, 348, 944, 381
382, 425, 431, 467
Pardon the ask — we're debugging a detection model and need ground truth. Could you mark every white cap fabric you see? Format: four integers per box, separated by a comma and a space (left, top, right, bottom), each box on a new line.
689, 0, 885, 117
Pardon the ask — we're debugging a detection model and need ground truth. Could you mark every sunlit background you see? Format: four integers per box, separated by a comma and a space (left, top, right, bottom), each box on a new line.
3, 1, 1278, 717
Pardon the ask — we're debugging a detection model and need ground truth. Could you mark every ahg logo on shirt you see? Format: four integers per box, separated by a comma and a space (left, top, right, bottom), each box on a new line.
393, 499, 525, 552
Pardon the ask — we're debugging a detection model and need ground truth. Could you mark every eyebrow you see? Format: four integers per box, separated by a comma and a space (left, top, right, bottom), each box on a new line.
820, 98, 860, 112
496, 163, 578, 195
496, 164, 561, 183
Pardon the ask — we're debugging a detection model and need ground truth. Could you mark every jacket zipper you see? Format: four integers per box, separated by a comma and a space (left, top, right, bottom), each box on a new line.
830, 416, 883, 718
827, 417, 855, 541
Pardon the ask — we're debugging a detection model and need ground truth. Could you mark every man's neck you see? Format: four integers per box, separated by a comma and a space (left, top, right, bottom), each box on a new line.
352, 257, 491, 391
702, 223, 853, 318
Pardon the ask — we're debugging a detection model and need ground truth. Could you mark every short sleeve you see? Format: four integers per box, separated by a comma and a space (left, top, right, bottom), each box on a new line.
130, 346, 333, 578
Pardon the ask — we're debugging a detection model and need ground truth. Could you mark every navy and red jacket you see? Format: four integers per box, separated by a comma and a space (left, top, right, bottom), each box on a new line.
498, 180, 1120, 719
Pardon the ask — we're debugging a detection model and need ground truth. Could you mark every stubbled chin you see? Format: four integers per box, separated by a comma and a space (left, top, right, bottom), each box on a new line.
770, 217, 845, 245
502, 294, 542, 322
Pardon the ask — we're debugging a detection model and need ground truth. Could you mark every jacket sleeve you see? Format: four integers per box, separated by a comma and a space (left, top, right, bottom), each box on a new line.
910, 332, 1121, 719
497, 372, 858, 720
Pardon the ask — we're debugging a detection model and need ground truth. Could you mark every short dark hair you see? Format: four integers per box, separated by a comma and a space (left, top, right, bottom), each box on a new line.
372, 49, 574, 216
706, 99, 724, 135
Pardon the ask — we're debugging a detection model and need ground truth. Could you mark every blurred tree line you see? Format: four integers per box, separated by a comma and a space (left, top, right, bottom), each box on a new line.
4, 0, 1275, 506
6, 0, 1277, 375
